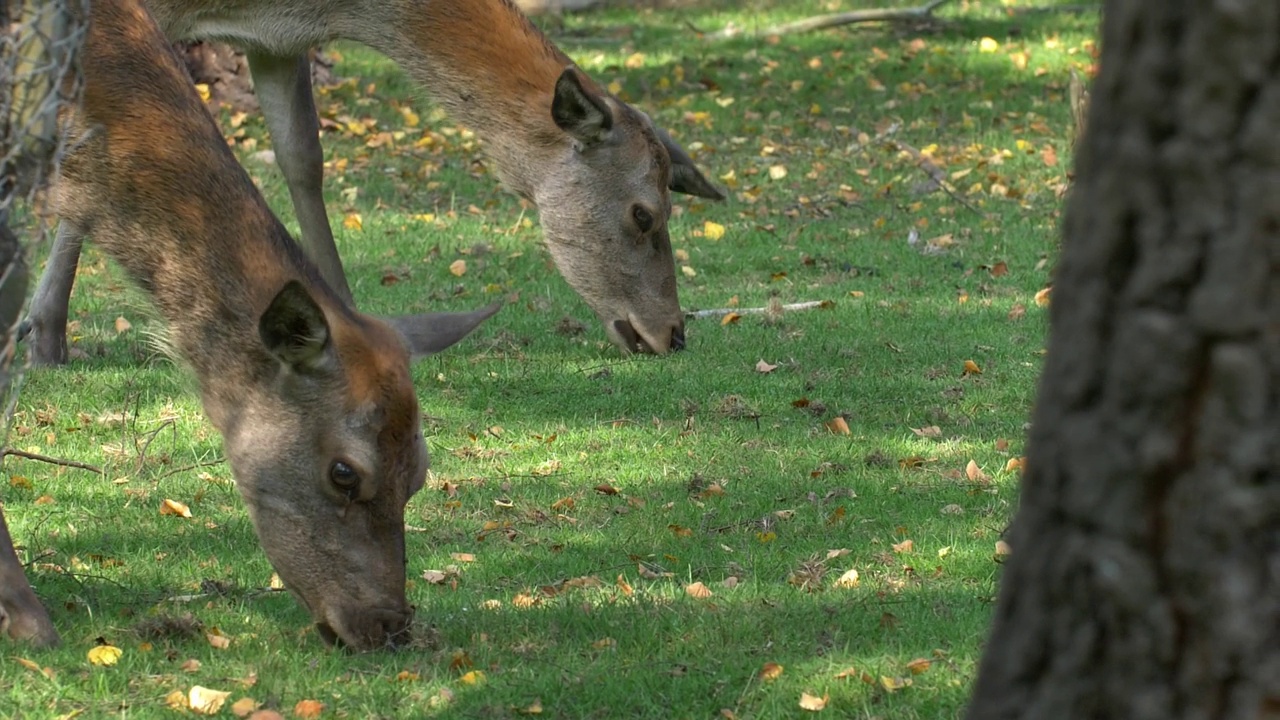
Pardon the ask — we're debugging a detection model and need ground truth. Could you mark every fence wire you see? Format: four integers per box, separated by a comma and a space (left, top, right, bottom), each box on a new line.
0, 0, 88, 422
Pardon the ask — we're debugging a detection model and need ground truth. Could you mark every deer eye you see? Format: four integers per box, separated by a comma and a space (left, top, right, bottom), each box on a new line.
631, 205, 654, 233
330, 461, 361, 497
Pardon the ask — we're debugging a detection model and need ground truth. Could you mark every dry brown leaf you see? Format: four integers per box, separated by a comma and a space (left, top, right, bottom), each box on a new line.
160, 498, 192, 518
114, 316, 132, 334
685, 581, 713, 599
450, 553, 476, 563
180, 658, 202, 673
1005, 457, 1026, 473
165, 690, 188, 710
422, 570, 447, 584
293, 699, 325, 719
965, 460, 989, 483
988, 261, 1009, 277
799, 692, 828, 711
206, 629, 231, 650
906, 658, 932, 675
755, 359, 778, 373
891, 539, 914, 554
248, 712, 285, 720
460, 670, 486, 685
759, 662, 784, 681
449, 259, 467, 276
825, 548, 851, 560
721, 312, 741, 326
995, 540, 1012, 558
616, 574, 634, 597
1034, 286, 1052, 307
910, 425, 941, 438
962, 360, 983, 376
880, 675, 912, 692
230, 697, 260, 718
824, 417, 851, 435
594, 483, 620, 496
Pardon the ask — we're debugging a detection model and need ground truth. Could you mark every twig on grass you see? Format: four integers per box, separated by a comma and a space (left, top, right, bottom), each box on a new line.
2, 447, 104, 475
685, 300, 831, 320
889, 138, 986, 217
705, 0, 951, 39
151, 457, 226, 482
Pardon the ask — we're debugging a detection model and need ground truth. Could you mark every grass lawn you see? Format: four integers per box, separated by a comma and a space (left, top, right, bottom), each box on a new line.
0, 0, 1097, 717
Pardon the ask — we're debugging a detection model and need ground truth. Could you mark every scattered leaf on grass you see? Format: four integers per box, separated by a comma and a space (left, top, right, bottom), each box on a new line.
704, 221, 726, 240
87, 645, 122, 666
180, 658, 202, 673
769, 165, 788, 180
824, 417, 851, 435
962, 360, 983, 376
422, 570, 448, 584
721, 312, 741, 326
189, 686, 232, 715
910, 425, 941, 438
685, 582, 713, 599
966, 460, 989, 483
616, 574, 634, 596
160, 499, 192, 518
450, 553, 476, 563
1034, 286, 1052, 307
799, 692, 828, 711
759, 662, 784, 681
460, 670, 486, 685
516, 699, 543, 715
1005, 457, 1026, 473
892, 539, 914, 554
165, 690, 187, 710
293, 699, 325, 718
594, 483, 620, 495
230, 697, 260, 718
249, 711, 285, 720
206, 629, 231, 650
755, 359, 778, 373
834, 569, 860, 588
880, 676, 912, 692
8, 475, 30, 489
114, 316, 132, 334
995, 540, 1012, 558
906, 658, 932, 675
449, 259, 467, 277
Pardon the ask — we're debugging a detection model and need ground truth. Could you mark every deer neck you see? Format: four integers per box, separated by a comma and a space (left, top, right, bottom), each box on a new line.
378, 0, 575, 198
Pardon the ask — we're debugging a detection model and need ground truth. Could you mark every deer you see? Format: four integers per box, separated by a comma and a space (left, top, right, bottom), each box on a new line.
0, 0, 500, 650
20, 0, 727, 365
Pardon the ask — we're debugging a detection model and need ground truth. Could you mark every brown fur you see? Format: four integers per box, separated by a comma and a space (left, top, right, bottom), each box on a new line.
2, 0, 497, 650
22, 0, 725, 360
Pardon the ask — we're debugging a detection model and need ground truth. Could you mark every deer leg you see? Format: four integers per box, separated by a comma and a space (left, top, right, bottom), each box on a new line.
22, 221, 84, 367
246, 51, 353, 303
0, 509, 59, 647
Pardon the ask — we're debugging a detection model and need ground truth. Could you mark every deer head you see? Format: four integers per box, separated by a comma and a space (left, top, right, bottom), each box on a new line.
204, 281, 499, 650
534, 68, 724, 355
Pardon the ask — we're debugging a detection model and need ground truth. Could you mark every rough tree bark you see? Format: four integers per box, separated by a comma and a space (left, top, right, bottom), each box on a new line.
967, 1, 1280, 718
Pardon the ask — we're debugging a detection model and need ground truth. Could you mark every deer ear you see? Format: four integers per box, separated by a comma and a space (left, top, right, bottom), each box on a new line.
259, 280, 332, 372
552, 67, 612, 146
386, 301, 502, 360
654, 125, 726, 201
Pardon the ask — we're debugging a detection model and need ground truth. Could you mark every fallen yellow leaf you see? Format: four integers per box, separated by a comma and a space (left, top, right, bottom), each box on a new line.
87, 645, 122, 666
962, 360, 983, 376
906, 658, 932, 675
824, 417, 851, 435
759, 662, 784, 681
230, 697, 260, 718
460, 670, 486, 685
979, 37, 1000, 52
114, 316, 132, 334
449, 259, 467, 277
799, 692, 828, 711
834, 569, 860, 588
704, 221, 726, 241
189, 686, 231, 715
1034, 286, 1052, 307
720, 312, 741, 326
342, 213, 362, 231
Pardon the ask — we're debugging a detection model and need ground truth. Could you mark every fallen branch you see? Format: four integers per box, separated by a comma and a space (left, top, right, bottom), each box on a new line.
889, 138, 985, 217
685, 300, 831, 320
707, 0, 951, 39
3, 448, 103, 475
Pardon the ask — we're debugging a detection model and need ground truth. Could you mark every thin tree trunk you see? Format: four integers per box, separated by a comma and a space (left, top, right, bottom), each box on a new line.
967, 0, 1280, 717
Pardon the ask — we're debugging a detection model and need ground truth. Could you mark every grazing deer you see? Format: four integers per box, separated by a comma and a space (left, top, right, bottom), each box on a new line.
0, 0, 499, 650
21, 0, 726, 364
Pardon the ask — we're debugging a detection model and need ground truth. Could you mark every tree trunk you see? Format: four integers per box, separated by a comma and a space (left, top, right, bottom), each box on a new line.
966, 1, 1280, 717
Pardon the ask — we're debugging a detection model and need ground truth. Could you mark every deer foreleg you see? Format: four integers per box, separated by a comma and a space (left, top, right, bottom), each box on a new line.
22, 221, 84, 366
246, 51, 352, 303
0, 510, 59, 647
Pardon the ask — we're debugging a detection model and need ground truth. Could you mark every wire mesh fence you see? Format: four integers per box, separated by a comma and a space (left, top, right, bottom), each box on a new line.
0, 0, 87, 414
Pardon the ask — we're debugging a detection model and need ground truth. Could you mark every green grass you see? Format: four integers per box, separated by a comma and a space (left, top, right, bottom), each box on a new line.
1, 0, 1098, 717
